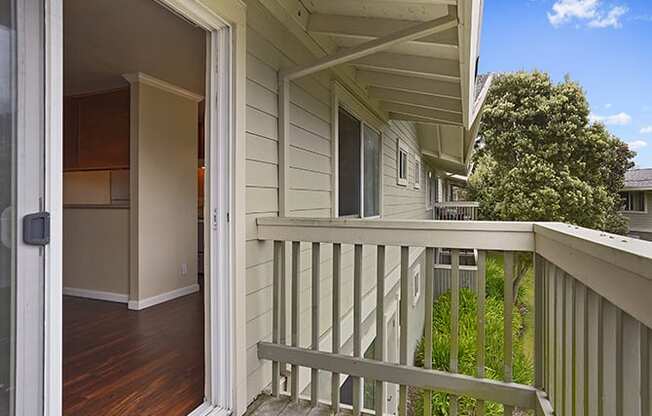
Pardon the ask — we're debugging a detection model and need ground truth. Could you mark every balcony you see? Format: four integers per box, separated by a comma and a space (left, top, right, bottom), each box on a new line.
433, 202, 479, 221
252, 218, 652, 416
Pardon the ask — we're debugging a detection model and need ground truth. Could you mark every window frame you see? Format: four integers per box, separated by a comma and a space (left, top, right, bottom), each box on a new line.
411, 266, 421, 306
620, 190, 647, 213
332, 83, 385, 219
397, 140, 409, 186
414, 158, 421, 189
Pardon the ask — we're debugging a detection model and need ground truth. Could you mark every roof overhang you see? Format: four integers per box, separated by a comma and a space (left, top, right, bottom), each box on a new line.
263, 0, 488, 176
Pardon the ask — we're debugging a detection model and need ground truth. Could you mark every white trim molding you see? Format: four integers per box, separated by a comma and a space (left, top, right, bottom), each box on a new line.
128, 283, 200, 310
123, 72, 204, 102
63, 287, 129, 303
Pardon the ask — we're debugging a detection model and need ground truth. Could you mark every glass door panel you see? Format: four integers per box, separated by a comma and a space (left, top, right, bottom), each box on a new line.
0, 0, 16, 413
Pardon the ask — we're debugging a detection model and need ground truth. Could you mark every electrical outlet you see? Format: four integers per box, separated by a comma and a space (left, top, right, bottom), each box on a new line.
181, 263, 188, 275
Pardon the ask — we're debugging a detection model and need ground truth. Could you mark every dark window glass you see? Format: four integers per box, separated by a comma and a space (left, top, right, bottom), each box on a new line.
363, 125, 380, 217
338, 108, 361, 216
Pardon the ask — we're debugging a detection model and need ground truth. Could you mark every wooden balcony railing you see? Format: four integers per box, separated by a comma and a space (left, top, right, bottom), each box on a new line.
255, 218, 652, 416
433, 202, 479, 221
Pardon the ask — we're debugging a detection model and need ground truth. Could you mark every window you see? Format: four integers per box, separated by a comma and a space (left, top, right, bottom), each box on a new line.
397, 141, 408, 186
414, 158, 421, 189
338, 107, 381, 217
620, 191, 646, 212
411, 266, 421, 306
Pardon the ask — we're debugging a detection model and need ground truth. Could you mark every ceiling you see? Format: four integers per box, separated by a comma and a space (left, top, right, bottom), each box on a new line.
63, 0, 206, 96
286, 0, 488, 175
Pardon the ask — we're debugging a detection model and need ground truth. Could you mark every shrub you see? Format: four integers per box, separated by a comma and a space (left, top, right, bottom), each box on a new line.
413, 288, 533, 416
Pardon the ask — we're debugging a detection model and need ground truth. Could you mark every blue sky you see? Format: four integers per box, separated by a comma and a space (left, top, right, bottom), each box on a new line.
479, 0, 652, 167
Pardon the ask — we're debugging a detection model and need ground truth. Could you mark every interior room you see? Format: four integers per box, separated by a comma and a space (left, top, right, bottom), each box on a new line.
61, 0, 207, 414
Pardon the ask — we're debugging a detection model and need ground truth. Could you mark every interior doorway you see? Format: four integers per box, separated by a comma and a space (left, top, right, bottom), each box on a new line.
61, 0, 212, 414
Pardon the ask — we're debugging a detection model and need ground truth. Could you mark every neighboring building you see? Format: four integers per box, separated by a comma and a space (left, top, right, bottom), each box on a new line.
3, 1, 652, 416
621, 168, 652, 241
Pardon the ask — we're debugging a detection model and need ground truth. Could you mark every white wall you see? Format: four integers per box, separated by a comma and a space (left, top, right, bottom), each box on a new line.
130, 80, 199, 303
63, 207, 129, 297
243, 0, 431, 403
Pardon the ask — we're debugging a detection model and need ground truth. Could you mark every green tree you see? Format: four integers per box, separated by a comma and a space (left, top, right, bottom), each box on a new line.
468, 71, 634, 235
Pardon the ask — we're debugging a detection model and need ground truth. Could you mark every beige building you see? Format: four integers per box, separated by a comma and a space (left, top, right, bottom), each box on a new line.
3, 1, 652, 416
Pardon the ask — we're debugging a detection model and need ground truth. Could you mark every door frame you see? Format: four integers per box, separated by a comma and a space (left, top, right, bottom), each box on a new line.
42, 1, 241, 415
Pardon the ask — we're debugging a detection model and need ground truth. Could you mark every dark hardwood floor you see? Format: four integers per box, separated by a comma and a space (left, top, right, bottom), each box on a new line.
63, 292, 204, 416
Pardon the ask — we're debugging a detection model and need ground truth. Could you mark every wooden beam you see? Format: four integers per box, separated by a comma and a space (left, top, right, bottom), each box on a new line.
351, 52, 459, 82
308, 14, 458, 47
257, 217, 535, 251
368, 86, 462, 114
281, 15, 458, 81
257, 343, 538, 409
390, 113, 462, 128
357, 70, 461, 99
383, 102, 463, 124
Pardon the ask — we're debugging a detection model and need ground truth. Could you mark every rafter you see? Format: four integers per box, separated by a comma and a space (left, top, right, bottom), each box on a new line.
383, 102, 463, 124
351, 53, 459, 82
357, 70, 461, 99
368, 87, 462, 114
281, 14, 458, 81
307, 14, 458, 48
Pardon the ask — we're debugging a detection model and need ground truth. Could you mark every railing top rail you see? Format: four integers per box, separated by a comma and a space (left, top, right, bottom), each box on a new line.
434, 201, 480, 207
257, 217, 535, 251
534, 223, 652, 281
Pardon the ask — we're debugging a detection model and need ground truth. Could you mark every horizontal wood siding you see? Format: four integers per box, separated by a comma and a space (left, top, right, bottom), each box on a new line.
244, 0, 432, 403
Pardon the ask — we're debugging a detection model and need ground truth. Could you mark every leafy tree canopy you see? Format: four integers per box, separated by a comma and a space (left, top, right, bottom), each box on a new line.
468, 71, 634, 234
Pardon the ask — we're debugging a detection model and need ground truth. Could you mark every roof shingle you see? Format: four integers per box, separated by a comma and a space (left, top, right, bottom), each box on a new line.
624, 168, 652, 189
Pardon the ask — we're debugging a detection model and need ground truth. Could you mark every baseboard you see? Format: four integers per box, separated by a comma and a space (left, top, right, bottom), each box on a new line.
128, 283, 200, 311
63, 287, 129, 303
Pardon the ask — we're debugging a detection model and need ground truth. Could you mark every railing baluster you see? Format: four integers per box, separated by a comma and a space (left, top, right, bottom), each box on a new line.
644, 327, 652, 416
450, 248, 460, 416
331, 243, 341, 413
586, 289, 602, 416
573, 281, 587, 416
352, 244, 363, 416
563, 275, 573, 416
602, 300, 623, 415
534, 254, 543, 390
547, 263, 556, 405
376, 245, 386, 416
399, 246, 409, 416
291, 241, 301, 402
311, 242, 320, 406
476, 250, 486, 416
554, 267, 563, 413
503, 251, 514, 416
272, 240, 282, 397
423, 247, 435, 416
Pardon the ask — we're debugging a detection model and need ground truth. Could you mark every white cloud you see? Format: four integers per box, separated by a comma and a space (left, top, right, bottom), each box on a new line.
589, 112, 632, 125
641, 126, 652, 134
587, 5, 628, 28
604, 103, 612, 109
627, 140, 647, 151
548, 0, 628, 28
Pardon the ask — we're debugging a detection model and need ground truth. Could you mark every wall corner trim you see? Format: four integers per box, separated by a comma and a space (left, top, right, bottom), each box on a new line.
122, 72, 204, 102
128, 283, 200, 310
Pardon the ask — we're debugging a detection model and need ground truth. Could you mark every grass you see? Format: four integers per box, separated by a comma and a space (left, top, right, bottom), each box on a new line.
411, 253, 535, 416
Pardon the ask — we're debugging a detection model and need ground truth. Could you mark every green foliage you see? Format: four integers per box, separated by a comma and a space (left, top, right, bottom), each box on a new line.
468, 71, 634, 234
413, 285, 533, 415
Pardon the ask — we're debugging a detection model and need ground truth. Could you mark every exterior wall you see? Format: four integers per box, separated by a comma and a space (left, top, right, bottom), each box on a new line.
243, 0, 432, 404
624, 190, 652, 234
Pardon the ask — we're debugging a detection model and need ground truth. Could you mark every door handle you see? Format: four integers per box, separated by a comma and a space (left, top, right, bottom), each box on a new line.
23, 211, 50, 246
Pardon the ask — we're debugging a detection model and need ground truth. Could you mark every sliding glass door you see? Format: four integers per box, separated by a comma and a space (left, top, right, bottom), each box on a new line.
1, 0, 46, 414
